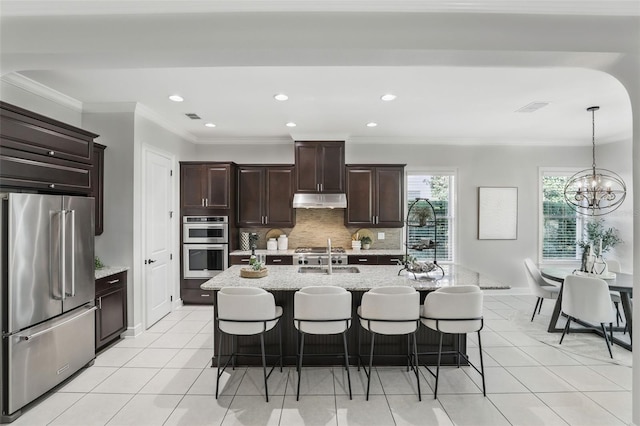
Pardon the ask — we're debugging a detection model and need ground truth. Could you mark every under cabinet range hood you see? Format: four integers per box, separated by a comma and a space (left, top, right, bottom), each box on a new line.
292, 193, 347, 209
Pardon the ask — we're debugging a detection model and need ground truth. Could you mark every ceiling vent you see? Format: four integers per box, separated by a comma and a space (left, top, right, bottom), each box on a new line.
515, 102, 549, 113
185, 113, 201, 120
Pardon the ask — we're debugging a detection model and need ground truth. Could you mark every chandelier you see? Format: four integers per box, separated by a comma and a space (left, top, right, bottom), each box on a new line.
563, 106, 626, 216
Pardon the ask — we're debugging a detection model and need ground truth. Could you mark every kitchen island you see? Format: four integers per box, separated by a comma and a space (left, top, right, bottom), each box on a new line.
202, 264, 508, 366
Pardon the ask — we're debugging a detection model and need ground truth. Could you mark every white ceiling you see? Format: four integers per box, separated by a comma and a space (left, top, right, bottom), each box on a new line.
1, 1, 637, 146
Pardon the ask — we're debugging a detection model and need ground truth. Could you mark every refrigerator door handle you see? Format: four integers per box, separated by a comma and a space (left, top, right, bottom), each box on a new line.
60, 209, 66, 301
16, 306, 97, 341
68, 209, 76, 297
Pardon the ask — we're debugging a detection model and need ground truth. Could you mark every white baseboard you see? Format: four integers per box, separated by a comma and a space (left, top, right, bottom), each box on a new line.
173, 298, 184, 310
121, 323, 143, 338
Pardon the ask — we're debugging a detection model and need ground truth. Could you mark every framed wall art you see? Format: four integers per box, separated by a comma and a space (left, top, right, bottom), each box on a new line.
478, 187, 518, 240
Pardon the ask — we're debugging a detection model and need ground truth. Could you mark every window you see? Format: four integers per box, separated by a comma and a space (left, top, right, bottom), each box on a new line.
406, 172, 455, 262
540, 170, 584, 261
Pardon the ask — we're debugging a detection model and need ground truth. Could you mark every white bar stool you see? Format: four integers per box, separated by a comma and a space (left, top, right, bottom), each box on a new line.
294, 286, 352, 400
357, 286, 421, 401
421, 285, 485, 399
215, 287, 283, 402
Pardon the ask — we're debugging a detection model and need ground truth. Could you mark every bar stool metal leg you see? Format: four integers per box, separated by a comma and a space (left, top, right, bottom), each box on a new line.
296, 333, 305, 401
434, 332, 443, 399
477, 330, 486, 396
260, 333, 269, 403
366, 333, 375, 401
342, 331, 352, 399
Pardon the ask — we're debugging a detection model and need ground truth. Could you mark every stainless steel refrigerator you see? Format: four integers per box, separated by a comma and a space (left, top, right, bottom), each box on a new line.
0, 193, 96, 422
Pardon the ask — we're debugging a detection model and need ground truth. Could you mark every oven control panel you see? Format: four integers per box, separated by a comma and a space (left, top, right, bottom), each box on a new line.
296, 254, 345, 265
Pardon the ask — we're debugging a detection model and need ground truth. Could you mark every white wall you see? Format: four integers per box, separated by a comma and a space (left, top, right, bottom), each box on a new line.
82, 111, 137, 326
196, 141, 634, 289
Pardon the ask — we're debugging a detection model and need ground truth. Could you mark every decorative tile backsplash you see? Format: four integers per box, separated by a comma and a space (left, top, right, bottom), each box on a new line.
239, 209, 402, 250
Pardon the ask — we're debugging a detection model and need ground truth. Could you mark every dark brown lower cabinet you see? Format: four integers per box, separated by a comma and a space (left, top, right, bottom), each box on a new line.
181, 278, 214, 305
95, 271, 128, 351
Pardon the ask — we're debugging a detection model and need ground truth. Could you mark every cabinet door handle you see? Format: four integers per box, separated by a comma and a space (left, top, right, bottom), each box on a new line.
98, 297, 102, 309
48, 151, 55, 156
389, 258, 400, 262
241, 258, 250, 263
205, 198, 209, 207
264, 216, 268, 224
320, 183, 323, 191
358, 258, 368, 262
202, 198, 205, 206
107, 279, 120, 285
272, 259, 282, 263
200, 293, 211, 297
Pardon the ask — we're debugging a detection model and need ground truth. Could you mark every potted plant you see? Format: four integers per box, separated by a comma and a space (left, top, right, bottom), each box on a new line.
577, 218, 622, 257
409, 202, 433, 227
359, 235, 372, 250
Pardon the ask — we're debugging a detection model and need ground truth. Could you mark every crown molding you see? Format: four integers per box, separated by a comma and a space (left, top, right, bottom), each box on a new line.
1, 72, 83, 112
194, 136, 294, 145
2, 1, 639, 16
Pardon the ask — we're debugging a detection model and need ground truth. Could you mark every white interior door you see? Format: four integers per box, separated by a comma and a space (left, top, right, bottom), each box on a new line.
144, 148, 173, 327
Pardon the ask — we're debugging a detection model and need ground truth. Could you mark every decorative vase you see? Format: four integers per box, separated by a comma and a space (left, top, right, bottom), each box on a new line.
240, 232, 250, 251
592, 256, 607, 275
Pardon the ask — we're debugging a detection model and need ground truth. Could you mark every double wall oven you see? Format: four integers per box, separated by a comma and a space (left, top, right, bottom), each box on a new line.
182, 216, 229, 279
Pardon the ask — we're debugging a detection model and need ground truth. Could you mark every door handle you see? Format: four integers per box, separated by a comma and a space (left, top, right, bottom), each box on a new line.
146, 259, 157, 264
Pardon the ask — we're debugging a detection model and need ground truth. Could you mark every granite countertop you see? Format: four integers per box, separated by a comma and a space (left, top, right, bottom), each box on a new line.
229, 249, 405, 256
201, 264, 509, 291
95, 266, 129, 280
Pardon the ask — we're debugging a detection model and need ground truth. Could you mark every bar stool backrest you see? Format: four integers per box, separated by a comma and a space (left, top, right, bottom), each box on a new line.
217, 287, 278, 335
422, 285, 483, 334
360, 286, 419, 335
294, 286, 352, 334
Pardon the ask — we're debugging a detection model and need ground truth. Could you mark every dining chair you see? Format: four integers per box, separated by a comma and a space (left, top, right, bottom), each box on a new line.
215, 287, 283, 402
524, 258, 560, 322
294, 286, 352, 400
357, 286, 421, 401
559, 275, 615, 358
420, 285, 485, 399
606, 259, 625, 327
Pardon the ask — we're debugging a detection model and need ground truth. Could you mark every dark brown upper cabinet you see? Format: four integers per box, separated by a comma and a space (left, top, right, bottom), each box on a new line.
180, 162, 234, 212
345, 165, 405, 228
91, 143, 106, 235
0, 101, 97, 195
294, 141, 345, 193
237, 165, 295, 227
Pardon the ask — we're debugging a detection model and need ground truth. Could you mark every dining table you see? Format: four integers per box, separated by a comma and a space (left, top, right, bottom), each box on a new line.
541, 267, 633, 351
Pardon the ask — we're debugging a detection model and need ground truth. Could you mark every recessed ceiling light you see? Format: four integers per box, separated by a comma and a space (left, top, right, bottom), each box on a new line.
274, 94, 289, 101
380, 94, 397, 102
169, 95, 184, 102
204, 123, 216, 128
366, 122, 378, 127
286, 122, 297, 127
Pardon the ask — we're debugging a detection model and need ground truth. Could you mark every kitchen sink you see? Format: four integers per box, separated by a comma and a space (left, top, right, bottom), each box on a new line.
298, 266, 360, 274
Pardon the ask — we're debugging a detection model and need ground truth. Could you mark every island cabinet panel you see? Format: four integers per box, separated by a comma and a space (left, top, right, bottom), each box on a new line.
180, 162, 235, 213
95, 271, 128, 351
345, 165, 404, 228
237, 165, 294, 227
0, 101, 98, 195
294, 141, 345, 193
211, 290, 465, 367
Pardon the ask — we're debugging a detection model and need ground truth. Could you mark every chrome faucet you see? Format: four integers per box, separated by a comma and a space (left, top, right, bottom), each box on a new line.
327, 238, 332, 275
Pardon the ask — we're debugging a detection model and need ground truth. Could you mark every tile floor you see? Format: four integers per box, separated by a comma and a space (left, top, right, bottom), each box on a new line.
12, 293, 633, 426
